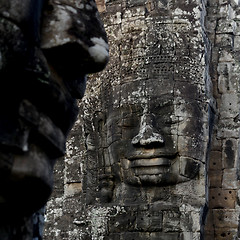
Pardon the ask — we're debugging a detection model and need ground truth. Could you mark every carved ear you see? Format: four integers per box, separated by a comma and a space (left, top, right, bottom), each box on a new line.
99, 174, 114, 203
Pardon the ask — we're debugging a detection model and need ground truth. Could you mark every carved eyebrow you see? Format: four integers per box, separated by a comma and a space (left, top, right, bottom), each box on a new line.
107, 104, 142, 117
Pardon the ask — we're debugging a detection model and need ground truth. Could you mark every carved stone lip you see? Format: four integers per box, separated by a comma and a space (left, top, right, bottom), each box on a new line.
130, 158, 171, 167
127, 152, 178, 160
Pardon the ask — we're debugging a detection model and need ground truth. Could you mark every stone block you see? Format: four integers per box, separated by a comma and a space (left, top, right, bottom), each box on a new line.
149, 214, 163, 231
136, 212, 151, 231
205, 18, 217, 35
215, 33, 233, 48
122, 232, 150, 240
207, 1, 219, 7
230, 0, 239, 7
162, 210, 181, 232
104, 233, 121, 240
108, 212, 136, 233
64, 156, 82, 183
217, 120, 240, 139
209, 188, 236, 209
208, 151, 222, 170
218, 50, 234, 63
216, 19, 236, 34
235, 21, 240, 35
204, 214, 215, 240
149, 232, 179, 240
214, 228, 238, 240
210, 139, 223, 151
219, 4, 232, 18
219, 94, 239, 119
212, 209, 238, 228
234, 36, 240, 50
222, 168, 239, 189
204, 232, 214, 240
64, 182, 82, 197
204, 210, 214, 232
208, 170, 222, 187
180, 232, 200, 240
177, 135, 204, 161
217, 62, 239, 94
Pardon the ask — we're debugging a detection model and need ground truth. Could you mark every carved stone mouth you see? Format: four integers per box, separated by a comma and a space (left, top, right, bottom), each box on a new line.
134, 167, 168, 175
130, 158, 171, 168
128, 152, 178, 161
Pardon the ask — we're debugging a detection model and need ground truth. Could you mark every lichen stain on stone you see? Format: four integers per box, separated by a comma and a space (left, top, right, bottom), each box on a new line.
64, 182, 82, 197
87, 206, 126, 240
87, 207, 111, 240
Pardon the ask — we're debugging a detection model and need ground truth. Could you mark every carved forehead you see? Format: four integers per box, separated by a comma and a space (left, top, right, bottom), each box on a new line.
108, 79, 204, 106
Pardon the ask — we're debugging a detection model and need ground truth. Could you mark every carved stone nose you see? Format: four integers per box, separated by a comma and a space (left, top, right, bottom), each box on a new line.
131, 114, 164, 146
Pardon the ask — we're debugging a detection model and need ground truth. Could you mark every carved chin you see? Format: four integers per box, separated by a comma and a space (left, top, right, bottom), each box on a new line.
0, 144, 55, 218
122, 158, 200, 186
124, 172, 190, 186
137, 173, 190, 186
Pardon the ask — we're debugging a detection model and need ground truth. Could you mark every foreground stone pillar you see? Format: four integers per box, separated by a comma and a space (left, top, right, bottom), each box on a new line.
0, 0, 108, 239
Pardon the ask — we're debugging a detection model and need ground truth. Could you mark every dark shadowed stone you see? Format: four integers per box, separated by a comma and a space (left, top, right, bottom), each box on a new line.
0, 0, 108, 238
224, 140, 234, 168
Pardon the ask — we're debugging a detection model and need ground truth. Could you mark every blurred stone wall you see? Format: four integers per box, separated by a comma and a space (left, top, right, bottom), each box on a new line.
44, 0, 240, 239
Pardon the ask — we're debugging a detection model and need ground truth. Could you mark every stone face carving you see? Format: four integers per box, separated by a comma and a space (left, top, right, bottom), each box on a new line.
104, 84, 208, 187
93, 0, 212, 204
44, 0, 215, 239
0, 0, 108, 238
44, 0, 240, 239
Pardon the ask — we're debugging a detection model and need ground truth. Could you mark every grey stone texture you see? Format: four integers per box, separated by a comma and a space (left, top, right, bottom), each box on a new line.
43, 0, 237, 240
44, 0, 240, 239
